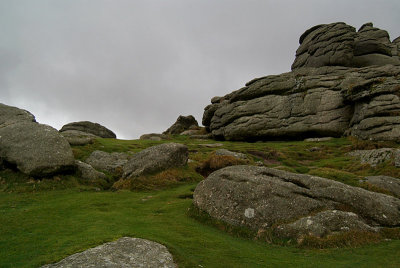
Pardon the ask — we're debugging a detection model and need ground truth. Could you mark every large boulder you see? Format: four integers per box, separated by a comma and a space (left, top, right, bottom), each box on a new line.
193, 165, 400, 239
292, 22, 400, 69
123, 143, 188, 179
163, 115, 199, 135
85, 151, 131, 175
60, 121, 116, 138
0, 103, 36, 124
41, 237, 176, 268
60, 130, 99, 146
140, 133, 169, 141
0, 104, 75, 177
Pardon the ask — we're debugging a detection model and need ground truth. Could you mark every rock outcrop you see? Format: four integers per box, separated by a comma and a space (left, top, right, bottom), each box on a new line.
0, 104, 75, 177
41, 237, 176, 268
60, 130, 99, 146
123, 143, 188, 179
60, 121, 116, 139
203, 22, 400, 142
348, 148, 400, 167
193, 165, 400, 240
140, 133, 169, 141
292, 22, 400, 69
163, 115, 199, 135
85, 151, 131, 176
75, 160, 107, 181
363, 176, 400, 198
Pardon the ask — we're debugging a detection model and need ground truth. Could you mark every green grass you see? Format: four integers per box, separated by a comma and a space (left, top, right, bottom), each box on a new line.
1, 184, 400, 267
1, 136, 400, 267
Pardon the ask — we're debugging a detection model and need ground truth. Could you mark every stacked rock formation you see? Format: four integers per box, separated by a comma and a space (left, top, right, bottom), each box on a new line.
163, 115, 199, 135
203, 22, 400, 141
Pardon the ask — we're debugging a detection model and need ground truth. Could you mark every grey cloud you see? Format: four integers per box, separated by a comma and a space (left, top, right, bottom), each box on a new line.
0, 0, 399, 139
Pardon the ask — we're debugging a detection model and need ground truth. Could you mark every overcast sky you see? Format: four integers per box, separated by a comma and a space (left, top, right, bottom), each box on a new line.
1, 1, 399, 139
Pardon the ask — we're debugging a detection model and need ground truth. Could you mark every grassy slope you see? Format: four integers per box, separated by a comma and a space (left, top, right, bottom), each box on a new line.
1, 136, 400, 267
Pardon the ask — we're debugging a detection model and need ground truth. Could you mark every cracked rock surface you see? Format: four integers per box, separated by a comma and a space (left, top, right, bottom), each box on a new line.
193, 165, 400, 238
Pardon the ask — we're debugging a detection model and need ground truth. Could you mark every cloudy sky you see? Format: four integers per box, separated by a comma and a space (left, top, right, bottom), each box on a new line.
1, 0, 399, 139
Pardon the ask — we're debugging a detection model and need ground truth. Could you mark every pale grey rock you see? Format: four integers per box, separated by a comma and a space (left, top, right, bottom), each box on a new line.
193, 166, 400, 233
0, 103, 36, 125
41, 237, 176, 268
75, 160, 107, 181
364, 176, 400, 198
198, 143, 224, 148
215, 149, 249, 160
0, 121, 75, 177
274, 210, 377, 239
123, 143, 188, 179
85, 151, 130, 175
60, 130, 99, 146
140, 133, 169, 141
180, 129, 200, 136
348, 148, 400, 167
304, 137, 333, 142
60, 121, 116, 139
292, 22, 400, 69
163, 115, 199, 135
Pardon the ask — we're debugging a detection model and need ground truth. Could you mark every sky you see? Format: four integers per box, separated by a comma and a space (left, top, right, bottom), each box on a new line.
1, 0, 399, 139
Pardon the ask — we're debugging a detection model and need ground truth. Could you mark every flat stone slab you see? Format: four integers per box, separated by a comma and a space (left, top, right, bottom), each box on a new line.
41, 237, 176, 268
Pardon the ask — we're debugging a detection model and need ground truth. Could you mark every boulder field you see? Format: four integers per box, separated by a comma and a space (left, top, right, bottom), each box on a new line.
203, 22, 400, 141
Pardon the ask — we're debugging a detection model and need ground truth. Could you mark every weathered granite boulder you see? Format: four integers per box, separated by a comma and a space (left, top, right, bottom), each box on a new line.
274, 210, 377, 240
292, 22, 400, 69
363, 176, 400, 198
0, 103, 36, 124
60, 130, 99, 146
85, 151, 130, 175
60, 121, 116, 138
193, 165, 400, 239
75, 160, 107, 181
215, 149, 249, 160
348, 148, 400, 167
123, 143, 188, 179
0, 104, 75, 177
163, 115, 199, 135
140, 133, 169, 141
41, 237, 176, 268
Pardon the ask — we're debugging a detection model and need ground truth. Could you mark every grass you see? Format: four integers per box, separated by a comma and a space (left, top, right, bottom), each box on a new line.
1, 136, 400, 267
1, 184, 400, 267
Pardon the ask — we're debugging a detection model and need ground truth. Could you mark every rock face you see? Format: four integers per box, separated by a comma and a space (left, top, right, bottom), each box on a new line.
75, 160, 107, 181
274, 210, 377, 240
140, 133, 169, 141
85, 151, 131, 175
203, 23, 400, 142
60, 121, 116, 139
41, 237, 176, 268
292, 22, 400, 69
0, 104, 75, 177
364, 176, 400, 198
163, 115, 199, 135
348, 148, 400, 167
123, 143, 188, 179
60, 130, 99, 146
193, 165, 400, 239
